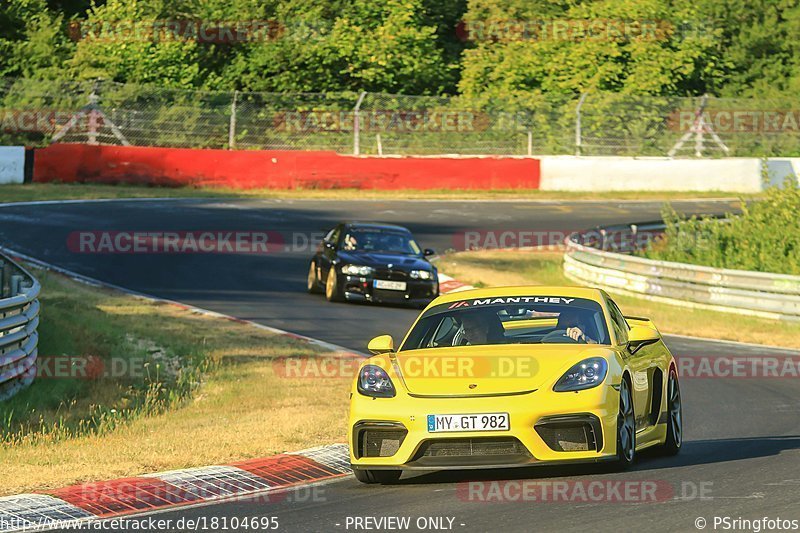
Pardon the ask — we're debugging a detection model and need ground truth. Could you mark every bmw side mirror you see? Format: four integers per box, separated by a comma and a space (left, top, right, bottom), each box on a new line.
423, 248, 436, 257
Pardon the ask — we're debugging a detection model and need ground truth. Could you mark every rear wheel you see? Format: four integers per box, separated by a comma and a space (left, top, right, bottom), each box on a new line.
307, 261, 323, 294
325, 269, 343, 302
615, 378, 636, 469
659, 369, 682, 456
352, 468, 401, 484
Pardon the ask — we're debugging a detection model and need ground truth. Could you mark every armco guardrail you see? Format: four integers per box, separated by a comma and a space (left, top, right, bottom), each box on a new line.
0, 252, 40, 401
564, 221, 800, 321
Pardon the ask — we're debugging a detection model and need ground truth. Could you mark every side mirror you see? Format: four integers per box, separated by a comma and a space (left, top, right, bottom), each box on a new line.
368, 334, 394, 355
627, 326, 659, 349
423, 248, 436, 257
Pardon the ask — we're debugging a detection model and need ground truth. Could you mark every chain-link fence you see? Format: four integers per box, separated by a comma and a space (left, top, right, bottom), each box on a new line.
2, 77, 800, 157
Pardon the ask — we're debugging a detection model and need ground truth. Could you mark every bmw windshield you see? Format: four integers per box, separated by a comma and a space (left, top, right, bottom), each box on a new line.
342, 228, 422, 255
401, 296, 610, 349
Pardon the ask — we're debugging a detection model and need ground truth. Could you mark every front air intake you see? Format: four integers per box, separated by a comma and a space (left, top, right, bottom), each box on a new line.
417, 437, 531, 458
359, 429, 407, 458
535, 414, 603, 452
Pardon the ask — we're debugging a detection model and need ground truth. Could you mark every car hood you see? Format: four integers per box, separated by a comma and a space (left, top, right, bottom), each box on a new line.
391, 344, 615, 397
338, 251, 430, 271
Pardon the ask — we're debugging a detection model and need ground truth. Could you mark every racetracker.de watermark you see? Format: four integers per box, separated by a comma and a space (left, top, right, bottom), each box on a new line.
273, 354, 540, 380
66, 19, 326, 44
453, 228, 661, 251
678, 355, 800, 379
457, 480, 713, 503
0, 109, 74, 134
68, 230, 303, 254
455, 18, 711, 43
668, 110, 800, 133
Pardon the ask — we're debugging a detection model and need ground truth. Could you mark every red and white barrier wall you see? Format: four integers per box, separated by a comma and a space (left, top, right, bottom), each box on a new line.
30, 144, 540, 190
8, 143, 799, 192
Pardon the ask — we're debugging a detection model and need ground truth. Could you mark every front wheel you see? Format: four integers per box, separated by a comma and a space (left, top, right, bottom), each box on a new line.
352, 468, 401, 484
325, 269, 343, 302
615, 378, 636, 469
307, 261, 323, 294
659, 369, 682, 456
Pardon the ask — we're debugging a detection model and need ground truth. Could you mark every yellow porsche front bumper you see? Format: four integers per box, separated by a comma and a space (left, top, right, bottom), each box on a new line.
349, 382, 621, 470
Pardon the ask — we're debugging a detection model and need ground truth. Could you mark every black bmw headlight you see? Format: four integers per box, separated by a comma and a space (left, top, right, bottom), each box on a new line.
409, 269, 434, 280
341, 264, 374, 276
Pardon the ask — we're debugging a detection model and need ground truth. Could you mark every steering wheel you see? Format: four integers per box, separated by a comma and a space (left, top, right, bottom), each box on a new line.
541, 329, 581, 344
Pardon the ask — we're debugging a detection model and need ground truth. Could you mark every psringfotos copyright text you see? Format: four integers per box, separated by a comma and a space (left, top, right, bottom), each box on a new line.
696, 516, 799, 531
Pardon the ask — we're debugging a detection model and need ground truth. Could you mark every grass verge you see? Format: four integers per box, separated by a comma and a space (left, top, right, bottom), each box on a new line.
0, 267, 354, 496
436, 249, 800, 349
0, 183, 747, 203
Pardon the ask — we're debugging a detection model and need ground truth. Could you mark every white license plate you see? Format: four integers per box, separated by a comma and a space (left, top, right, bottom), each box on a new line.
427, 413, 509, 433
374, 280, 407, 291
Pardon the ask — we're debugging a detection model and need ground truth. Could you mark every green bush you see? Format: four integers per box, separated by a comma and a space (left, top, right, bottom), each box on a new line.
643, 180, 800, 275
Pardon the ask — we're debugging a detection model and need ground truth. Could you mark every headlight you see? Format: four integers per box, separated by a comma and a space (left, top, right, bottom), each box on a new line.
409, 269, 433, 280
553, 358, 608, 392
341, 264, 374, 276
357, 364, 396, 398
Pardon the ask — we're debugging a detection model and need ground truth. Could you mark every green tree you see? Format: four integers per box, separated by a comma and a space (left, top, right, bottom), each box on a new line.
0, 0, 73, 78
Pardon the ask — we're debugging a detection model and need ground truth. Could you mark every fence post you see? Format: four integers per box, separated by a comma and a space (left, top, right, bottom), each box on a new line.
527, 131, 532, 156
376, 134, 383, 156
353, 91, 367, 156
87, 88, 100, 145
229, 90, 238, 150
575, 93, 589, 156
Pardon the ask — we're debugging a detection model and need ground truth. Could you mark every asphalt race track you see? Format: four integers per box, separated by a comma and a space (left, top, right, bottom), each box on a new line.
2, 198, 799, 533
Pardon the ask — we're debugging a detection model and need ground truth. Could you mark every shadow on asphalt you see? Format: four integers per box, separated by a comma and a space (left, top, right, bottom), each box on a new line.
390, 436, 800, 486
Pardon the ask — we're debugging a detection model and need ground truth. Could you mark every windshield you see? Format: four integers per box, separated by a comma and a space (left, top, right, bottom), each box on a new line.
401, 296, 610, 350
342, 228, 421, 255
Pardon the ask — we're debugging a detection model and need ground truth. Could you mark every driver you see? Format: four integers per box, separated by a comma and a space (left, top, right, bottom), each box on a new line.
343, 234, 358, 251
459, 311, 504, 346
557, 309, 598, 344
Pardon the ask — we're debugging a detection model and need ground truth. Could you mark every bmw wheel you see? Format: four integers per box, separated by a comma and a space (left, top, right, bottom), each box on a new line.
325, 268, 343, 302
307, 261, 323, 294
616, 378, 636, 468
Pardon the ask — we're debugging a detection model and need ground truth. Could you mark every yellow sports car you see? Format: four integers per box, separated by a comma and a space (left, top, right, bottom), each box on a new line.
349, 286, 682, 483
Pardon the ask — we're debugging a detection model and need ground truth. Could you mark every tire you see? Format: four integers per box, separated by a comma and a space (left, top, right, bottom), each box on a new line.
352, 468, 401, 484
307, 261, 323, 294
615, 377, 636, 469
659, 369, 682, 456
325, 268, 343, 302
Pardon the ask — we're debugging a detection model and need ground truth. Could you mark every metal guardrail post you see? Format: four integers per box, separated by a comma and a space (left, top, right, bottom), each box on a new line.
10, 275, 21, 297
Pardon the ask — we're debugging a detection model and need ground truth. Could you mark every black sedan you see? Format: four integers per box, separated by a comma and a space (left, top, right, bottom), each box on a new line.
307, 222, 439, 306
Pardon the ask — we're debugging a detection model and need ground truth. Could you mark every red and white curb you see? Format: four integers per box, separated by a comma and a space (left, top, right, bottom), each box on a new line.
0, 444, 351, 531
437, 273, 475, 294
